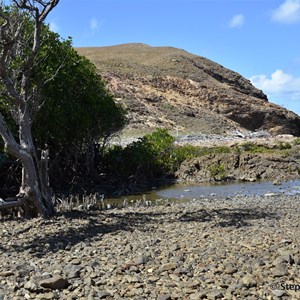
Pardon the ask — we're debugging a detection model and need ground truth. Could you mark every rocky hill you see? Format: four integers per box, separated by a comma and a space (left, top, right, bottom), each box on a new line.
76, 43, 300, 136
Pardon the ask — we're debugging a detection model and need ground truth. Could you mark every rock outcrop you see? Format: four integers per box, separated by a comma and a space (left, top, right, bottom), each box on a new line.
176, 152, 300, 183
77, 43, 300, 136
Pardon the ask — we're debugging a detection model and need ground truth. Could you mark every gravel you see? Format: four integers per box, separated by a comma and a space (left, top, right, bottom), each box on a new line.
0, 194, 299, 299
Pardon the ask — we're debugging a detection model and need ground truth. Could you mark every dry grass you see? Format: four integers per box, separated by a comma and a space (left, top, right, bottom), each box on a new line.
75, 43, 300, 137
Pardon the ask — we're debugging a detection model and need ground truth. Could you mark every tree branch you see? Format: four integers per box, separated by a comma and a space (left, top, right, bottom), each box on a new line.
0, 111, 23, 158
0, 197, 26, 210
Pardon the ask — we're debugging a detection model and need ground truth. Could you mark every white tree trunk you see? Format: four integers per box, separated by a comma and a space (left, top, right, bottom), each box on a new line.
0, 112, 55, 218
0, 0, 59, 218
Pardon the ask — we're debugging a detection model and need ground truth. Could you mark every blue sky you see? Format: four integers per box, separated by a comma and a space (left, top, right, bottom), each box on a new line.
48, 0, 300, 114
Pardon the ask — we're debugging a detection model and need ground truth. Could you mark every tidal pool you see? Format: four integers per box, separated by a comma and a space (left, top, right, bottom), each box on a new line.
105, 179, 300, 207
156, 179, 300, 199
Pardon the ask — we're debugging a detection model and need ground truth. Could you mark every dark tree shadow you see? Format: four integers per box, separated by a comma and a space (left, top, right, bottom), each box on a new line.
8, 206, 279, 257
179, 207, 279, 228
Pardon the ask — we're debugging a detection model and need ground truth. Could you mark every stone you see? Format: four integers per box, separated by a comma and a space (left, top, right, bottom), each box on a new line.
206, 289, 223, 299
272, 289, 287, 297
272, 264, 289, 277
157, 294, 171, 300
64, 264, 82, 279
39, 275, 69, 290
189, 291, 207, 300
134, 254, 146, 265
97, 291, 111, 299
70, 259, 81, 265
1, 191, 300, 300
36, 292, 56, 299
295, 256, 300, 265
241, 274, 257, 288
0, 271, 14, 277
224, 265, 237, 275
160, 262, 177, 272
280, 252, 294, 265
24, 280, 39, 292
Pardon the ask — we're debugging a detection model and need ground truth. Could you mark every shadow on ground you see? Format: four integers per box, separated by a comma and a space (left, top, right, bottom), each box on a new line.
7, 206, 278, 256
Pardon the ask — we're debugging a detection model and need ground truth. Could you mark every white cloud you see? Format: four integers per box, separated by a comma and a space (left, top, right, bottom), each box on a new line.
89, 17, 98, 32
229, 14, 245, 28
250, 70, 300, 114
49, 21, 60, 33
272, 0, 300, 24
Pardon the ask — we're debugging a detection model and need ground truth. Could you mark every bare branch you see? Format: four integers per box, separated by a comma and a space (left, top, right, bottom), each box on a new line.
0, 0, 59, 218
0, 111, 22, 157
0, 197, 26, 210
12, 0, 60, 22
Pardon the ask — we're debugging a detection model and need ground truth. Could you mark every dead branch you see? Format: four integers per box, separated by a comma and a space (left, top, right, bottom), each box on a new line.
0, 196, 26, 210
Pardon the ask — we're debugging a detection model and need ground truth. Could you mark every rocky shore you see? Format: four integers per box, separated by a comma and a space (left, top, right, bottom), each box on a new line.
1, 194, 300, 299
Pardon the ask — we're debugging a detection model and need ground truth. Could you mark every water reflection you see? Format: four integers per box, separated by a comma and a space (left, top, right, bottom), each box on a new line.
156, 179, 300, 199
106, 179, 300, 207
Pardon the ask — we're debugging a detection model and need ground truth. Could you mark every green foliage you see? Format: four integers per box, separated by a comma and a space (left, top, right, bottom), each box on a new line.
0, 14, 126, 188
104, 129, 176, 180
32, 28, 126, 151
277, 141, 292, 150
103, 130, 233, 183
238, 142, 270, 153
171, 145, 231, 170
293, 138, 300, 145
207, 162, 227, 180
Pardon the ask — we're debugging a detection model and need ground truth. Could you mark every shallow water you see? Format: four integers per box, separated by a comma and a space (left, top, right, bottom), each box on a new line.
156, 179, 300, 199
106, 179, 300, 207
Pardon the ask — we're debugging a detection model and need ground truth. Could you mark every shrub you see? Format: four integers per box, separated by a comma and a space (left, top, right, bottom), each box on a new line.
207, 162, 227, 180
277, 141, 292, 150
239, 142, 270, 153
103, 128, 176, 181
293, 138, 300, 145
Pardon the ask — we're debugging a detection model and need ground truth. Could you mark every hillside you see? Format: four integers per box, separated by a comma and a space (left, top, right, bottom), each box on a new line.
76, 43, 300, 136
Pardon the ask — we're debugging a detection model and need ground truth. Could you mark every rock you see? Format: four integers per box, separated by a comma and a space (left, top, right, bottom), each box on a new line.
0, 291, 8, 300
159, 262, 177, 272
272, 264, 289, 277
1, 193, 300, 300
39, 275, 69, 290
36, 292, 56, 299
97, 291, 111, 299
272, 289, 287, 297
0, 271, 14, 277
157, 294, 171, 300
64, 264, 82, 279
24, 280, 40, 292
224, 265, 237, 275
206, 289, 223, 299
280, 252, 294, 265
241, 274, 257, 288
70, 259, 81, 265
134, 254, 146, 265
295, 256, 300, 265
78, 44, 300, 136
176, 152, 300, 183
189, 291, 207, 300
174, 267, 188, 275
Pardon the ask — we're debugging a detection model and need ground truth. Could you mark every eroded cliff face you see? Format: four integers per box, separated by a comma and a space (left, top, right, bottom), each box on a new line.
77, 43, 300, 136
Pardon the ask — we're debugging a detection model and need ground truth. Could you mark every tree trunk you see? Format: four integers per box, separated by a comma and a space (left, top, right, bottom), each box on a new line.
0, 0, 60, 218
0, 113, 55, 218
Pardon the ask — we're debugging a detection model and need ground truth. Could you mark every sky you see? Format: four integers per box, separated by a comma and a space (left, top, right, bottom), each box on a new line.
48, 0, 300, 115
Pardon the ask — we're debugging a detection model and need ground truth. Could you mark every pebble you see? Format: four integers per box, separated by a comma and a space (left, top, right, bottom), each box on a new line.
39, 275, 69, 290
272, 263, 289, 277
241, 274, 257, 288
0, 194, 299, 299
